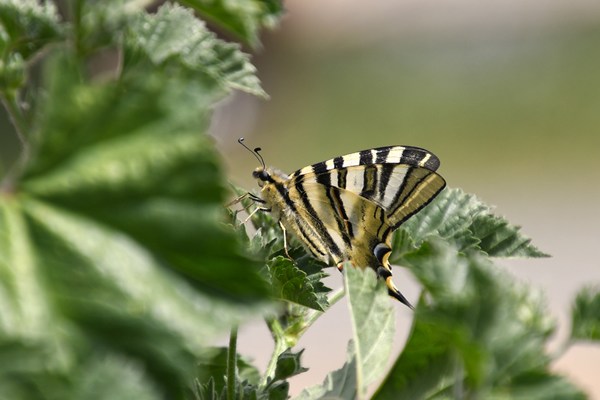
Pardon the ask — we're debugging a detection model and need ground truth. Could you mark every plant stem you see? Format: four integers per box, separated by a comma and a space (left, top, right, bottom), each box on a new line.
302, 287, 346, 331
227, 326, 238, 400
261, 318, 288, 388
0, 92, 30, 192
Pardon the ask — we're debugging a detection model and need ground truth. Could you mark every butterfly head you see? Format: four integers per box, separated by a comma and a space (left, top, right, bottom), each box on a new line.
252, 167, 271, 187
239, 137, 273, 187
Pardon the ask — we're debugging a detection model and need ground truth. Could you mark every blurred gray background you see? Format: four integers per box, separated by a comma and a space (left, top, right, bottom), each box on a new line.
212, 0, 600, 397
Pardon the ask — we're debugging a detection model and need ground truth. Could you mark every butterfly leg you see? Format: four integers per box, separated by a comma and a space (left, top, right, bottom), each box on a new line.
278, 221, 292, 259
241, 206, 271, 225
226, 192, 266, 207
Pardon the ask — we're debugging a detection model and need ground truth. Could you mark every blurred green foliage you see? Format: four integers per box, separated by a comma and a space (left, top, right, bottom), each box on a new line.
1, 1, 599, 400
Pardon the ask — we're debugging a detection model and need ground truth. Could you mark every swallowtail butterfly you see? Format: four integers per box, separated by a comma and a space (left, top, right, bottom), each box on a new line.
239, 139, 446, 308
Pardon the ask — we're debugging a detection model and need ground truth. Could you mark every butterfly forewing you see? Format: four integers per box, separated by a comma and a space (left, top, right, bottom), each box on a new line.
289, 145, 441, 179
289, 146, 446, 228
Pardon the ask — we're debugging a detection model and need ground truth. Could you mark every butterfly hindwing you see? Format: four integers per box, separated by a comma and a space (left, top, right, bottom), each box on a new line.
285, 179, 392, 267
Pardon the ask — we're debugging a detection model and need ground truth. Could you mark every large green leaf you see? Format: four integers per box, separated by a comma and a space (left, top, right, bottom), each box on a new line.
373, 240, 580, 400
0, 0, 62, 59
571, 286, 600, 342
0, 0, 62, 94
294, 350, 357, 400
22, 52, 270, 304
123, 4, 266, 97
393, 188, 547, 259
0, 3, 277, 397
345, 267, 395, 398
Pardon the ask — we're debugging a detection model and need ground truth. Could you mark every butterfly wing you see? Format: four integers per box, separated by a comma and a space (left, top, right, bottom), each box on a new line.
289, 145, 446, 230
285, 178, 413, 306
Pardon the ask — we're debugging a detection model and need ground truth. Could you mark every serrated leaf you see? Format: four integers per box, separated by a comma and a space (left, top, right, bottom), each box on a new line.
345, 267, 395, 398
294, 351, 357, 400
180, 0, 283, 47
22, 53, 270, 305
74, 0, 147, 55
0, 0, 62, 60
123, 3, 266, 97
392, 188, 546, 261
571, 285, 600, 342
0, 15, 271, 397
374, 239, 561, 399
370, 308, 456, 400
269, 256, 327, 311
469, 215, 548, 257
400, 188, 490, 247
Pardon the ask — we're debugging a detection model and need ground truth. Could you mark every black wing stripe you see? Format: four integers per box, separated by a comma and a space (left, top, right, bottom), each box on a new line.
337, 168, 347, 189
326, 186, 353, 246
273, 181, 328, 257
359, 149, 374, 165
375, 147, 391, 164
389, 178, 446, 230
378, 163, 394, 201
294, 175, 343, 258
360, 165, 378, 199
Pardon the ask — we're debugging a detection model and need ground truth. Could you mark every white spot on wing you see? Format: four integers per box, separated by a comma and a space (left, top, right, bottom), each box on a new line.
342, 154, 361, 168
386, 147, 405, 164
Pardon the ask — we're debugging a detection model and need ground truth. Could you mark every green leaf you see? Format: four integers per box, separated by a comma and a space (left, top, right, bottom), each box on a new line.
0, 5, 272, 395
0, 0, 62, 60
345, 267, 395, 397
70, 354, 163, 400
375, 239, 561, 399
272, 348, 308, 382
193, 378, 221, 400
0, 0, 62, 94
469, 215, 549, 257
393, 188, 547, 260
123, 3, 266, 97
571, 285, 600, 342
294, 351, 357, 400
196, 347, 261, 394
71, 0, 146, 56
179, 0, 283, 48
488, 371, 586, 400
22, 53, 270, 305
269, 256, 328, 311
399, 188, 489, 248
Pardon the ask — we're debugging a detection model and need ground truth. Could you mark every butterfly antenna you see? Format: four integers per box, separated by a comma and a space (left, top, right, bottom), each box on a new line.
238, 137, 266, 169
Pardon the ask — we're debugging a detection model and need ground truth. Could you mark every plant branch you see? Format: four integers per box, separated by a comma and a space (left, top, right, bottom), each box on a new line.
0, 92, 30, 191
301, 287, 346, 333
261, 318, 288, 388
227, 326, 238, 400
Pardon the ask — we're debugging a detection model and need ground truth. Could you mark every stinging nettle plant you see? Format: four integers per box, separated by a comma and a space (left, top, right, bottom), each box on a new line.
0, 1, 598, 399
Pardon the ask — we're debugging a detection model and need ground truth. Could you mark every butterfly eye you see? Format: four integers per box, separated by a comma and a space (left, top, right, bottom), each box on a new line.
252, 169, 270, 182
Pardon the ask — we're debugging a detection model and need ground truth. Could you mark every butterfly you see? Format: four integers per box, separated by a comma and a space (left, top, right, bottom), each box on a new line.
238, 138, 446, 308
